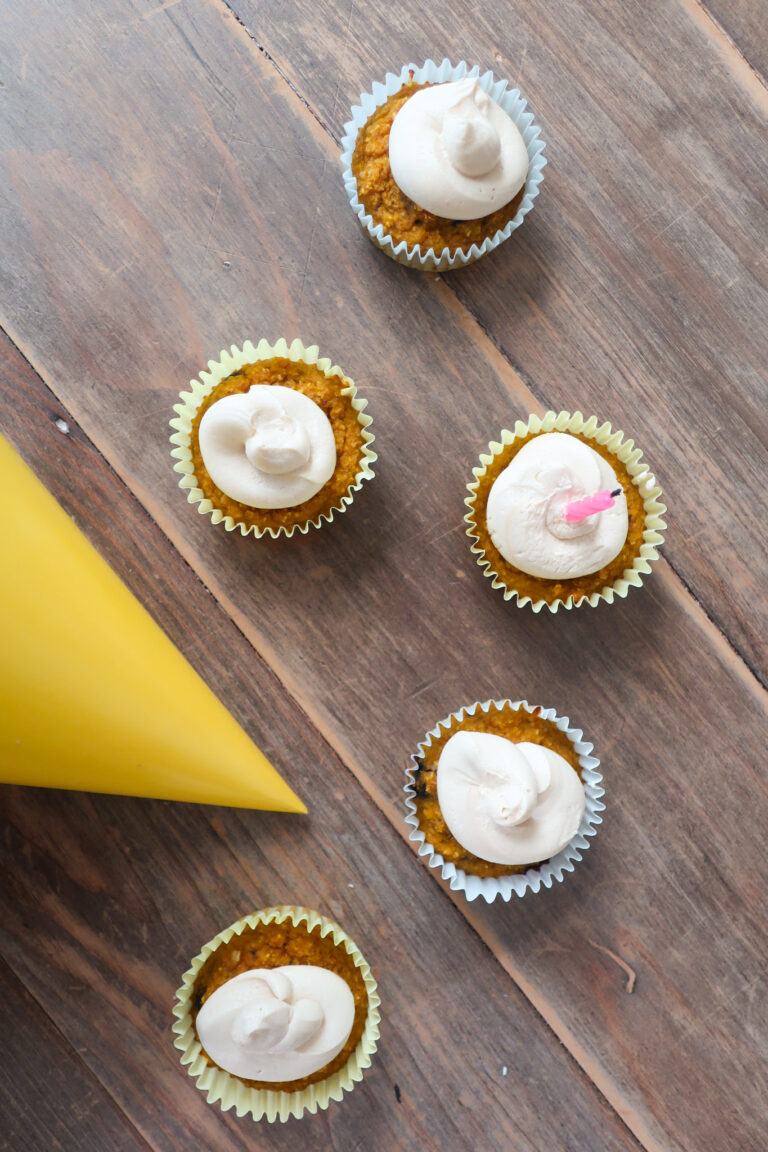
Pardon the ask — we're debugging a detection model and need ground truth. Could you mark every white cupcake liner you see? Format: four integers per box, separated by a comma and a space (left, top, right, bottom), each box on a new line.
169, 339, 376, 538
172, 905, 381, 1122
341, 58, 547, 271
465, 411, 667, 611
404, 699, 604, 902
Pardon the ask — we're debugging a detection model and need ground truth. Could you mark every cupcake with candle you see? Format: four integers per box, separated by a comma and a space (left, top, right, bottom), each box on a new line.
172, 906, 380, 1121
465, 411, 666, 611
170, 339, 376, 538
404, 699, 604, 902
341, 59, 546, 271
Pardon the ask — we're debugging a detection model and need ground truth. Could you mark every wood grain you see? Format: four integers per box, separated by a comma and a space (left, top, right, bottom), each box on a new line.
0, 1, 767, 1150
0, 957, 153, 1152
234, 0, 768, 680
696, 0, 768, 83
0, 331, 643, 1152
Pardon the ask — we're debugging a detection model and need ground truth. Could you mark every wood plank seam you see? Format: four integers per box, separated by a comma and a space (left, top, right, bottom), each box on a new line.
659, 553, 766, 690
7, 313, 763, 1152
0, 326, 652, 1152
2, 6, 765, 1141
213, 0, 768, 687
0, 955, 160, 1152
5, 307, 762, 725
426, 299, 768, 693
218, 0, 334, 140
452, 904, 683, 1152
446, 293, 768, 694
223, 0, 768, 138
684, 0, 768, 107
5, 286, 764, 1145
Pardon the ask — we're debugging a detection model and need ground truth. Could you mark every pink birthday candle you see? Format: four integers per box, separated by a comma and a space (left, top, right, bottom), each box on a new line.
563, 487, 622, 523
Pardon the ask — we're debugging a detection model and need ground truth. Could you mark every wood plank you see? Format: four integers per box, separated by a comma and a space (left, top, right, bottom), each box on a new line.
233, 0, 768, 680
695, 0, 768, 83
0, 3, 766, 1150
0, 956, 155, 1152
0, 332, 642, 1152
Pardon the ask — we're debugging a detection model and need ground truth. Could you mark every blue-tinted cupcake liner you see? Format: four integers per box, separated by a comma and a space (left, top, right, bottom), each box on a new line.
342, 58, 546, 271
404, 699, 604, 902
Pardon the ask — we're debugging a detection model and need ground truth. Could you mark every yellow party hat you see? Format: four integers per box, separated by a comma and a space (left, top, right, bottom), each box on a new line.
0, 434, 305, 812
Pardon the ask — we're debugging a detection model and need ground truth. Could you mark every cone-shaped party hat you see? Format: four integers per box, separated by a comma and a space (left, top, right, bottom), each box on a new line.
0, 434, 305, 812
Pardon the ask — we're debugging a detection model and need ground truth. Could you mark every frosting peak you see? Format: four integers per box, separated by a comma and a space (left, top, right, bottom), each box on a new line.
196, 965, 355, 1082
388, 78, 528, 220
486, 739, 552, 826
228, 970, 323, 1052
243, 396, 312, 475
437, 731, 585, 865
198, 384, 336, 509
441, 86, 500, 176
485, 433, 629, 579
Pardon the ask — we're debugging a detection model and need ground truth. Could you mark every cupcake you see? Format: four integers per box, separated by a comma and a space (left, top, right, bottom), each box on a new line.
170, 339, 376, 538
404, 699, 604, 902
341, 59, 546, 271
465, 411, 666, 611
172, 906, 380, 1121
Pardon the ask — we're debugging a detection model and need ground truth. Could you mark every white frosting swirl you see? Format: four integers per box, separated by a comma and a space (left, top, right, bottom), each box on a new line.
198, 384, 336, 509
486, 433, 628, 579
388, 78, 528, 220
437, 731, 585, 865
196, 965, 355, 1082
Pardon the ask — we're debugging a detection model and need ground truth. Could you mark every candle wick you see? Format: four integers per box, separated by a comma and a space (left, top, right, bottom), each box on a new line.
610, 487, 621, 497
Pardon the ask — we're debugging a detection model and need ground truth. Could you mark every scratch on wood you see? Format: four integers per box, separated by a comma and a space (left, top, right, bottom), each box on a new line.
425, 520, 465, 547
532, 943, 573, 960
142, 0, 183, 18
202, 97, 239, 264
515, 45, 528, 88
329, 0, 357, 128
652, 193, 709, 239
202, 181, 223, 263
297, 159, 327, 309
409, 679, 437, 700
588, 939, 637, 993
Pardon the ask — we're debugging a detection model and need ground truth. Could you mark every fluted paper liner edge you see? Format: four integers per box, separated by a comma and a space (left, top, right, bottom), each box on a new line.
341, 58, 547, 271
172, 906, 381, 1121
404, 699, 604, 902
169, 339, 376, 537
464, 410, 667, 611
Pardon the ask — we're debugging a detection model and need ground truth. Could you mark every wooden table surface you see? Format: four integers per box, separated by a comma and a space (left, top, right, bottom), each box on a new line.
1, 1, 767, 1149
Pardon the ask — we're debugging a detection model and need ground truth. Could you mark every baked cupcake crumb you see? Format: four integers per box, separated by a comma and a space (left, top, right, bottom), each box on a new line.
467, 429, 647, 606
190, 357, 366, 533
352, 83, 525, 253
412, 703, 584, 878
192, 917, 368, 1092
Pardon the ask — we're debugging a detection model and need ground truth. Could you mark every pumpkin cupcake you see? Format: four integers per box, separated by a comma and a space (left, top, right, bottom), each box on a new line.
172, 906, 380, 1121
170, 339, 375, 538
465, 411, 666, 611
342, 58, 546, 271
404, 700, 604, 902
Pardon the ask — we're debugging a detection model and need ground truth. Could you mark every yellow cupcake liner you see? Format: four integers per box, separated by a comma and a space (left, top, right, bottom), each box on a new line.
404, 699, 604, 902
341, 58, 546, 272
172, 905, 381, 1122
464, 410, 667, 611
169, 339, 376, 537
